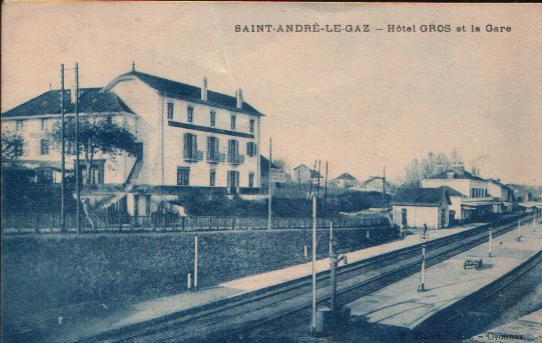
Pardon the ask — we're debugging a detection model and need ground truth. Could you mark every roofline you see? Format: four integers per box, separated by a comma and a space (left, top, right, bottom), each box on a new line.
391, 202, 441, 207
103, 72, 265, 117
1, 111, 137, 120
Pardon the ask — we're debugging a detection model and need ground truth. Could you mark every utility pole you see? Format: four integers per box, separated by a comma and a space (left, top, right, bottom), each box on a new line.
418, 244, 426, 292
328, 221, 333, 256
323, 161, 328, 217
382, 167, 386, 210
310, 195, 317, 332
316, 160, 321, 199
75, 62, 81, 234
194, 235, 199, 290
60, 64, 66, 232
267, 137, 272, 230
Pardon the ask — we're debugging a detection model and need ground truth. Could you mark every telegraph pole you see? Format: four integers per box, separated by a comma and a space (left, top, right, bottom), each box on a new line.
323, 161, 328, 217
310, 195, 317, 332
194, 235, 199, 290
75, 62, 81, 234
60, 64, 66, 232
382, 167, 386, 210
267, 137, 272, 230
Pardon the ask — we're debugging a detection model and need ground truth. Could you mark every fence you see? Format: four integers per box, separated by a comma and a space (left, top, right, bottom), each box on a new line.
1, 213, 389, 234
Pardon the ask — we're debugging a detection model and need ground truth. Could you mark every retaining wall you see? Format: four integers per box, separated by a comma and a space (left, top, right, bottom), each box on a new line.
1, 226, 397, 319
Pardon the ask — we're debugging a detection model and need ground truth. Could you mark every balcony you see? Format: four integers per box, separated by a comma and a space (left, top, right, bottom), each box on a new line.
228, 154, 245, 165
183, 150, 203, 162
207, 152, 225, 164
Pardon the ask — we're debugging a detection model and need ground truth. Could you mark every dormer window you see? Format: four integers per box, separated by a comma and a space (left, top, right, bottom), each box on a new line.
167, 102, 174, 119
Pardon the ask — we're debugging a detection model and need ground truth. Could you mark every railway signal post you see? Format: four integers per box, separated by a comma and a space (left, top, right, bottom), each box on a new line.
488, 228, 493, 257
418, 243, 427, 292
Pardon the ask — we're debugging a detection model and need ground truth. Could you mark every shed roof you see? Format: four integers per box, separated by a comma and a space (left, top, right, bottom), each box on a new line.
391, 187, 450, 207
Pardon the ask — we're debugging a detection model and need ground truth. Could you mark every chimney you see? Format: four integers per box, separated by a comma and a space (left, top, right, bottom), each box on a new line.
70, 87, 78, 104
236, 88, 243, 109
201, 77, 208, 101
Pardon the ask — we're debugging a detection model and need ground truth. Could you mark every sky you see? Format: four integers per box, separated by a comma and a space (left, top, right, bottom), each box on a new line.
2, 3, 541, 185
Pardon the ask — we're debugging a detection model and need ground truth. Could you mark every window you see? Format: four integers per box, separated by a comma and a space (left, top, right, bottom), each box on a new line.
210, 111, 216, 127
183, 133, 199, 160
249, 119, 255, 133
230, 115, 236, 130
249, 172, 255, 188
247, 142, 257, 157
16, 120, 23, 131
106, 116, 113, 125
67, 141, 77, 154
41, 118, 48, 131
167, 102, 174, 119
210, 169, 216, 187
187, 105, 194, 123
227, 170, 240, 193
40, 139, 49, 155
177, 167, 190, 185
207, 136, 220, 161
228, 139, 239, 157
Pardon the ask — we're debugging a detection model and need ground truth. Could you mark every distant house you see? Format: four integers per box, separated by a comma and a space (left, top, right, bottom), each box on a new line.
487, 179, 515, 212
507, 184, 532, 203
421, 165, 497, 221
355, 176, 393, 193
331, 172, 358, 188
391, 187, 451, 229
437, 186, 463, 225
292, 164, 322, 184
260, 156, 288, 193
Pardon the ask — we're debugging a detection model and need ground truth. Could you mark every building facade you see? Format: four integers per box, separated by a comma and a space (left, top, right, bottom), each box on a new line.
2, 67, 265, 216
391, 187, 451, 229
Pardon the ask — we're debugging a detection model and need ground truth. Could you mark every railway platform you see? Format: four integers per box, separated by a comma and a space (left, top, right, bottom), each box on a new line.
30, 224, 480, 342
468, 308, 542, 342
346, 220, 542, 332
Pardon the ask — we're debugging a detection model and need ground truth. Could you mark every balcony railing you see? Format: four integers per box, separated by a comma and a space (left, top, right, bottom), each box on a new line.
207, 152, 225, 163
228, 154, 245, 165
184, 150, 203, 162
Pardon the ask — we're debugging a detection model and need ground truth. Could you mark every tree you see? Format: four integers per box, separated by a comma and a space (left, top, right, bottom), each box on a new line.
402, 151, 464, 186
50, 118, 138, 185
1, 131, 25, 160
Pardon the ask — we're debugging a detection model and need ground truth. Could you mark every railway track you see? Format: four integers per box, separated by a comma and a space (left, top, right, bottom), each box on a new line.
87, 214, 534, 343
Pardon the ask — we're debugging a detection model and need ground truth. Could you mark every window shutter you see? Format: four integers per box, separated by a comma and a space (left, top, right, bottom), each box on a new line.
227, 171, 231, 188
215, 138, 220, 154
183, 133, 188, 157
207, 136, 212, 157
193, 134, 197, 152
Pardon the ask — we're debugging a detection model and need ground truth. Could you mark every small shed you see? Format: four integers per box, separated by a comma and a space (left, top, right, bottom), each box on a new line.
391, 187, 451, 229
